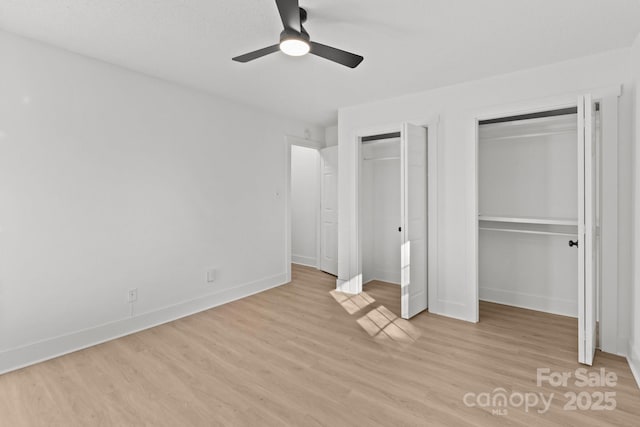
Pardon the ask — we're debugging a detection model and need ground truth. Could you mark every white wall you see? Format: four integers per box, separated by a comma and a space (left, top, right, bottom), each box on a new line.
291, 145, 320, 267
325, 126, 338, 147
338, 45, 634, 351
0, 31, 323, 373
630, 33, 640, 384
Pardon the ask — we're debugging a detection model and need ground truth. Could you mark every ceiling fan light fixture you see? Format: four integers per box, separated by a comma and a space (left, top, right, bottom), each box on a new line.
279, 37, 310, 56
232, 2, 363, 68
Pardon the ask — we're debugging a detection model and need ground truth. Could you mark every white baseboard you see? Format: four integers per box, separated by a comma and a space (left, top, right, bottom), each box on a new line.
428, 302, 477, 323
336, 278, 348, 292
628, 341, 640, 389
480, 287, 577, 318
363, 277, 400, 286
369, 269, 400, 285
0, 272, 288, 375
291, 254, 317, 268
617, 335, 630, 357
336, 277, 359, 294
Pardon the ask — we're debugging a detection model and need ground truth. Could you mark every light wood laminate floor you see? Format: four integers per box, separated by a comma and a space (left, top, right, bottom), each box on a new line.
1, 264, 639, 426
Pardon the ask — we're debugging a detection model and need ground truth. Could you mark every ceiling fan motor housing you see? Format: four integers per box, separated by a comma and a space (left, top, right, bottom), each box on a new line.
280, 27, 310, 44
280, 7, 308, 42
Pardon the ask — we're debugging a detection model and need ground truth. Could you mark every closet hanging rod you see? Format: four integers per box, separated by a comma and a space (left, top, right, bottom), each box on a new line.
478, 215, 578, 226
361, 132, 401, 143
479, 103, 599, 126
479, 107, 578, 126
362, 156, 401, 161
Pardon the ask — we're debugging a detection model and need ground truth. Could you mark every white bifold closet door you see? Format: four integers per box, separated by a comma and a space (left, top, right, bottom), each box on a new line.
320, 146, 339, 276
401, 123, 428, 319
578, 94, 597, 366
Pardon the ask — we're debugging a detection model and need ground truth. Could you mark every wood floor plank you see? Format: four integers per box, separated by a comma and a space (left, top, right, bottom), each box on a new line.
0, 264, 638, 426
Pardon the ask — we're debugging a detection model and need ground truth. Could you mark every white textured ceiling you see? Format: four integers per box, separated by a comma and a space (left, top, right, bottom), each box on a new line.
1, 0, 640, 126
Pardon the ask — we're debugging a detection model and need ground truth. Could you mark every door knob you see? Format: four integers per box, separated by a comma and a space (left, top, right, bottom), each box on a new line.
569, 240, 579, 248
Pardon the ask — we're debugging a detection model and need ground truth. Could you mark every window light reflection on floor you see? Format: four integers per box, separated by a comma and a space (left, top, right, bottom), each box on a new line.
357, 305, 421, 344
329, 290, 375, 314
329, 289, 421, 345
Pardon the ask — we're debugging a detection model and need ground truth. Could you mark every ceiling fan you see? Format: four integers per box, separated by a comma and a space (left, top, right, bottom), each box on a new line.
232, 0, 364, 68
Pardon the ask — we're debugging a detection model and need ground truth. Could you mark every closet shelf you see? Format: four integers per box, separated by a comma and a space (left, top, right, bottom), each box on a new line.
478, 215, 578, 226
479, 227, 578, 238
361, 138, 400, 146
479, 130, 575, 143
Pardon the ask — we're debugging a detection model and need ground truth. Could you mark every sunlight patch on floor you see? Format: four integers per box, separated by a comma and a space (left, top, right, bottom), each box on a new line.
357, 305, 421, 344
329, 290, 375, 314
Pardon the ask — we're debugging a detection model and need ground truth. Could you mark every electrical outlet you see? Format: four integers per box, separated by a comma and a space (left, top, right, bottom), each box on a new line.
206, 269, 216, 283
128, 288, 138, 303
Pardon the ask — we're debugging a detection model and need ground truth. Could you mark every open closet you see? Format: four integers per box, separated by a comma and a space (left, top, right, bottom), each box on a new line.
359, 124, 429, 320
362, 133, 402, 287
477, 96, 600, 365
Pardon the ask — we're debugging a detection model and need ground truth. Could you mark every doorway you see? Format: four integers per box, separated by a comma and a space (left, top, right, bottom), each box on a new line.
361, 132, 402, 315
475, 96, 602, 365
290, 144, 320, 268
286, 136, 338, 281
358, 123, 430, 320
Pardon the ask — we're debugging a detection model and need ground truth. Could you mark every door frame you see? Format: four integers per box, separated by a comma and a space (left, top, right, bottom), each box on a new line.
471, 86, 620, 354
346, 116, 439, 309
285, 135, 324, 282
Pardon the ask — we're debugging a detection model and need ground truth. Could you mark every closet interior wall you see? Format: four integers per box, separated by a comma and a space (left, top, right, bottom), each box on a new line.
362, 138, 401, 285
478, 112, 586, 317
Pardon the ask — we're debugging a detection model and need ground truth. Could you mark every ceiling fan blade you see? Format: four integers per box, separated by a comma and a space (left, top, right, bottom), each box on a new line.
232, 45, 280, 63
310, 42, 363, 68
275, 0, 301, 32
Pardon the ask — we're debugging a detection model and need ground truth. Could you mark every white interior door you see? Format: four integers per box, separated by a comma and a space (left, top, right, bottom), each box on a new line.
320, 146, 339, 276
578, 94, 597, 365
401, 123, 428, 319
